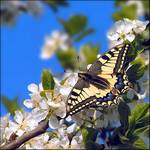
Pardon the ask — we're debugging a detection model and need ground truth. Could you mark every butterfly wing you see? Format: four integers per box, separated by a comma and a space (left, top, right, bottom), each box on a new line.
88, 44, 129, 74
66, 44, 131, 116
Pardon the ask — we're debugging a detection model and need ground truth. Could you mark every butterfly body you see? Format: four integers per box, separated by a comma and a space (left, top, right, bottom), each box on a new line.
66, 44, 131, 116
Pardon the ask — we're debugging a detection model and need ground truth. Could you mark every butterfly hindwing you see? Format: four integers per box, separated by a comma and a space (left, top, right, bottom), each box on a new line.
67, 79, 97, 115
66, 44, 131, 116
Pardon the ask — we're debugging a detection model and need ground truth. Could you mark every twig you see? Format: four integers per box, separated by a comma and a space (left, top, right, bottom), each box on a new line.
1, 119, 49, 150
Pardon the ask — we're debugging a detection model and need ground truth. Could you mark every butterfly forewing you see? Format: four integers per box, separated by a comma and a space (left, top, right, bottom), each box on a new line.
66, 44, 131, 116
88, 44, 130, 74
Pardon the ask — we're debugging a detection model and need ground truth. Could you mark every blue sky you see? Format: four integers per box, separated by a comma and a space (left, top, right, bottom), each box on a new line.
1, 1, 117, 116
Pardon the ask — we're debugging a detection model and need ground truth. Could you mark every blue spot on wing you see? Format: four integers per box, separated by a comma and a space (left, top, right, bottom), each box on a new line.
102, 55, 109, 60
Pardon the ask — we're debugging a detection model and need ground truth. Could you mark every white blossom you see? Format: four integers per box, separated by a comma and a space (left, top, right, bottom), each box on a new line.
24, 83, 49, 122
63, 72, 78, 87
23, 123, 84, 149
72, 109, 95, 127
46, 91, 67, 129
23, 133, 51, 149
95, 107, 120, 128
0, 1, 42, 25
56, 124, 84, 149
8, 111, 39, 137
40, 31, 71, 59
137, 70, 149, 98
132, 20, 149, 34
0, 114, 11, 146
0, 111, 40, 145
0, 0, 24, 25
107, 19, 149, 47
71, 106, 120, 128
23, 73, 77, 129
24, 83, 43, 109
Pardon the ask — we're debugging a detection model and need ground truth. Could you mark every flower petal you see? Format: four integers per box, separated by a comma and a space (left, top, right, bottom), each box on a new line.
47, 100, 60, 108
23, 99, 34, 108
32, 109, 48, 122
9, 121, 19, 132
5, 127, 14, 140
16, 129, 24, 136
67, 123, 76, 134
126, 34, 135, 42
39, 99, 49, 110
54, 103, 66, 118
28, 83, 38, 93
14, 111, 23, 124
59, 86, 72, 96
0, 113, 10, 128
133, 20, 149, 34
48, 115, 59, 129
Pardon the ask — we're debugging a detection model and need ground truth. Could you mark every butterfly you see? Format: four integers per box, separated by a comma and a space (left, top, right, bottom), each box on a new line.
66, 44, 131, 116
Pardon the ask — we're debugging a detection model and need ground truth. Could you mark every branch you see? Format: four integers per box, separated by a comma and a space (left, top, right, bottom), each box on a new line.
1, 119, 49, 150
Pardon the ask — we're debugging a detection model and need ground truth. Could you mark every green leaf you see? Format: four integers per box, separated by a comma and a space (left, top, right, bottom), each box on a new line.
74, 28, 95, 42
59, 15, 95, 41
127, 103, 150, 137
120, 135, 130, 144
56, 48, 78, 70
1, 96, 21, 116
81, 128, 89, 144
143, 126, 150, 137
133, 138, 148, 149
59, 15, 87, 36
134, 125, 150, 137
112, 4, 137, 21
130, 103, 149, 124
134, 112, 149, 129
127, 57, 146, 82
40, 91, 47, 99
80, 44, 99, 65
81, 127, 98, 144
42, 70, 55, 90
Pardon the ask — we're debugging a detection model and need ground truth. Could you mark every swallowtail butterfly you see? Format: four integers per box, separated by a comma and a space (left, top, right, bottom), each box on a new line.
66, 44, 131, 116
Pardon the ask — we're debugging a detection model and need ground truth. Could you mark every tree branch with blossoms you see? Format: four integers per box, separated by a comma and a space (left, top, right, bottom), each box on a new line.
1, 119, 49, 150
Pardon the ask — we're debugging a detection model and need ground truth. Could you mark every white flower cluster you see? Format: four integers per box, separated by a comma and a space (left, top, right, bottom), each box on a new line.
107, 18, 149, 47
72, 106, 120, 129
22, 123, 84, 149
0, 73, 81, 148
40, 31, 72, 59
0, 1, 42, 25
23, 73, 78, 130
0, 111, 39, 146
